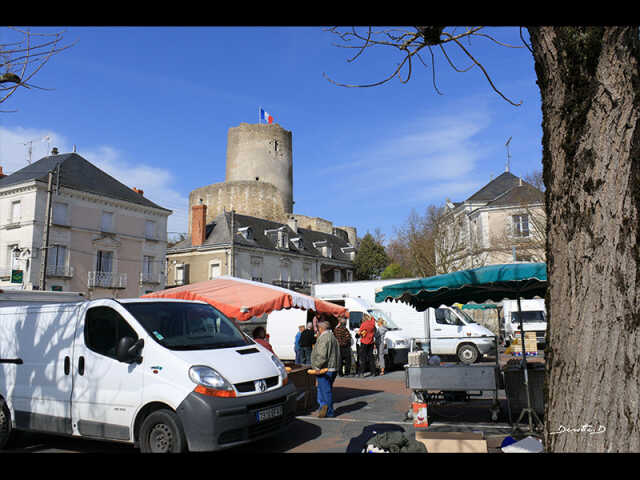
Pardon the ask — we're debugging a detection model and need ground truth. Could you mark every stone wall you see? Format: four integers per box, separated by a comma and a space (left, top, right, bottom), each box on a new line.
188, 181, 287, 233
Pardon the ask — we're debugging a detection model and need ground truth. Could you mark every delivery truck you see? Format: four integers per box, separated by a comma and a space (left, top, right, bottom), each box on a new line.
502, 298, 547, 347
312, 280, 496, 364
0, 297, 296, 452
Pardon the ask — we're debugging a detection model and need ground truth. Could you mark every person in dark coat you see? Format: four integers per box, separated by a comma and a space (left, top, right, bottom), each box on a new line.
298, 322, 315, 365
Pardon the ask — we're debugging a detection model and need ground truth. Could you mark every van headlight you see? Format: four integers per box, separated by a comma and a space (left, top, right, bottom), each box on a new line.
189, 365, 236, 398
271, 354, 288, 385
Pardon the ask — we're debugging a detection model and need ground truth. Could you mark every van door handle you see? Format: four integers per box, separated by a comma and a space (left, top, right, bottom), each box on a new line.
64, 356, 70, 375
78, 356, 85, 376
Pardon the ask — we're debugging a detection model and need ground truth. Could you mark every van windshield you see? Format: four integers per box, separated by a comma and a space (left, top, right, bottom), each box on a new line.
368, 309, 400, 330
511, 311, 546, 323
122, 302, 252, 350
453, 307, 476, 324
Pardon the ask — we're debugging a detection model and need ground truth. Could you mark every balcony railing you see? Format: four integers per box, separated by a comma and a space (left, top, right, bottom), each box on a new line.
139, 271, 163, 284
88, 271, 127, 289
271, 280, 312, 292
46, 264, 74, 278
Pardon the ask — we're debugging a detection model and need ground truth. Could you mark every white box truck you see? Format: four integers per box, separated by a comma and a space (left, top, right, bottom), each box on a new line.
502, 298, 547, 347
312, 280, 496, 364
0, 297, 296, 452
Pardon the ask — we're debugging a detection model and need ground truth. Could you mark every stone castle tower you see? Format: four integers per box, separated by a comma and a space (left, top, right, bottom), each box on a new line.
189, 122, 357, 245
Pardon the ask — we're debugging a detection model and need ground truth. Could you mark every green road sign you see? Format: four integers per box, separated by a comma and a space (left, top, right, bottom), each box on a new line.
11, 269, 23, 284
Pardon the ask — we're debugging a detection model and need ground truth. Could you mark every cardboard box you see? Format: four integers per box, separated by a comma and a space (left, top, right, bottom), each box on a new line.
415, 431, 488, 453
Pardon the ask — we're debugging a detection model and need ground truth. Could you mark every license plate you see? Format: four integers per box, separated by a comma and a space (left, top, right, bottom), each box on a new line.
256, 405, 283, 422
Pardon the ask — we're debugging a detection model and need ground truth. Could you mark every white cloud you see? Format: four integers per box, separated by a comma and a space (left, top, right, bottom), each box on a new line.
325, 107, 491, 198
0, 127, 189, 235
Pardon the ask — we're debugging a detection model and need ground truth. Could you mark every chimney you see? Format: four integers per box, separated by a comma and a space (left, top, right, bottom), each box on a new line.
0, 166, 6, 179
191, 202, 207, 247
132, 187, 144, 195
287, 215, 298, 233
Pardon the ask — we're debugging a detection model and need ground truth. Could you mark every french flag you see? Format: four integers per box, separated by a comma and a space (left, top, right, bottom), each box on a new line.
260, 108, 274, 124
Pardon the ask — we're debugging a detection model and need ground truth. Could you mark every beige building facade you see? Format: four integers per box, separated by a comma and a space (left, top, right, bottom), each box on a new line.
439, 171, 546, 272
0, 152, 171, 298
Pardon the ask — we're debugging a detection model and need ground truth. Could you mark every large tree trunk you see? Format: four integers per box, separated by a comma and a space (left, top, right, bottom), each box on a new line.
529, 27, 640, 452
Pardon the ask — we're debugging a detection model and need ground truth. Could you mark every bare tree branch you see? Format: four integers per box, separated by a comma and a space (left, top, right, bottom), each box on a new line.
324, 26, 526, 106
1, 27, 75, 109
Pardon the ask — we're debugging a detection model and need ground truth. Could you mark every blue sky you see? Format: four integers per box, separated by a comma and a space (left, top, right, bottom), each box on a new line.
1, 26, 543, 243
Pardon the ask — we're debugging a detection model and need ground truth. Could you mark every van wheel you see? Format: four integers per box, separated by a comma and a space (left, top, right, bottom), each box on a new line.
139, 409, 187, 453
0, 400, 12, 450
457, 344, 479, 364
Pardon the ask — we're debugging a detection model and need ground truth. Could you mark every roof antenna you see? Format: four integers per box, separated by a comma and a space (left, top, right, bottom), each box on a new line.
505, 136, 512, 173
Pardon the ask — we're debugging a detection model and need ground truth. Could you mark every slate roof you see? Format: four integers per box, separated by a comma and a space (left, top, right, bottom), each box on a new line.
169, 211, 355, 263
0, 153, 170, 212
463, 171, 543, 206
485, 183, 544, 208
466, 171, 525, 202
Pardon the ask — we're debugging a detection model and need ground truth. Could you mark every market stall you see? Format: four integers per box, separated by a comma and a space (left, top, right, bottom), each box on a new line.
141, 275, 348, 321
376, 263, 547, 433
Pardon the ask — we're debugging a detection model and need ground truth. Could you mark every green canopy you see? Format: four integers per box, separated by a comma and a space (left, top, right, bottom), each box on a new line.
375, 263, 547, 311
460, 303, 500, 310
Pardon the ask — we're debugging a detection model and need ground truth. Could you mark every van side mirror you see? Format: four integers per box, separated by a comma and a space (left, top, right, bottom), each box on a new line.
117, 337, 144, 364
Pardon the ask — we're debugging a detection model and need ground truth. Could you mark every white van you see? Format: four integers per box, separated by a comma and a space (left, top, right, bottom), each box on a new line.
267, 296, 410, 369
502, 299, 547, 347
0, 298, 296, 452
416, 305, 497, 364
0, 288, 85, 306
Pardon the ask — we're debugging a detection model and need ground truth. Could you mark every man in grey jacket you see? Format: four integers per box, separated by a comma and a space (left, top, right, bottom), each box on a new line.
311, 320, 341, 418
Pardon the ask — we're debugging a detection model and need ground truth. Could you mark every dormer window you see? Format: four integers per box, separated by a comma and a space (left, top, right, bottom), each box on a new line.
341, 245, 356, 261
277, 227, 288, 249
291, 236, 304, 250
238, 226, 253, 241
313, 240, 331, 258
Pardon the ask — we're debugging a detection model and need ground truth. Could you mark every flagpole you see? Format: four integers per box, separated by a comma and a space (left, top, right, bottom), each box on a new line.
258, 106, 261, 124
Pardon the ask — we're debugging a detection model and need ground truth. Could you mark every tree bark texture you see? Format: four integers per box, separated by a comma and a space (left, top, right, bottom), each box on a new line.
529, 27, 640, 452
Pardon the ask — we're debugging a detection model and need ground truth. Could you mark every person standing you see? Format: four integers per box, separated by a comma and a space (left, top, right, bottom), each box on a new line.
294, 325, 305, 364
311, 320, 341, 418
374, 318, 389, 375
252, 326, 275, 354
333, 317, 352, 376
357, 314, 376, 377
298, 322, 315, 365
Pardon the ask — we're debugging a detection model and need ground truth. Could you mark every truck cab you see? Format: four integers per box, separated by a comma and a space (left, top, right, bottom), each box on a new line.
502, 299, 547, 347
417, 305, 497, 364
343, 298, 410, 368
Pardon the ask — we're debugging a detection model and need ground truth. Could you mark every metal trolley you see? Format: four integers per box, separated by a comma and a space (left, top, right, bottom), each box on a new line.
406, 336, 502, 423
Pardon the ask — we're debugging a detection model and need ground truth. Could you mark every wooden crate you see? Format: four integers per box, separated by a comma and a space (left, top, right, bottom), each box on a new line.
286, 364, 318, 413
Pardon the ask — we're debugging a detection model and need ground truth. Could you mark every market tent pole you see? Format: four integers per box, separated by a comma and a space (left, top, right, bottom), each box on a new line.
514, 295, 543, 433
